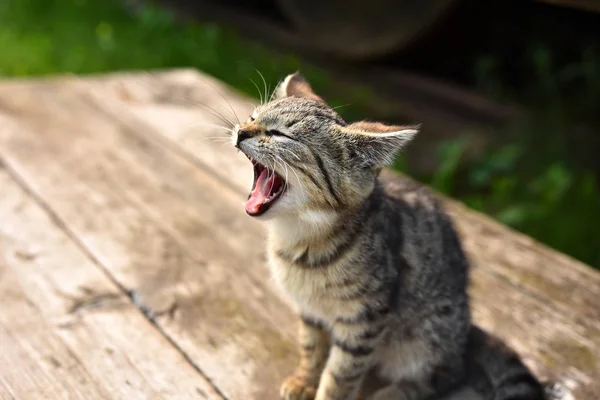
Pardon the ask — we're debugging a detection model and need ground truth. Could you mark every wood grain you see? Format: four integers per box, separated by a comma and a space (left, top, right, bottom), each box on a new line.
0, 78, 297, 400
0, 168, 223, 399
0, 70, 598, 399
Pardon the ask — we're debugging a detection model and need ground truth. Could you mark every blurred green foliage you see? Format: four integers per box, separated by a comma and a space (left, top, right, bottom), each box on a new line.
0, 0, 333, 95
1, 0, 598, 268
424, 139, 599, 269
451, 41, 600, 269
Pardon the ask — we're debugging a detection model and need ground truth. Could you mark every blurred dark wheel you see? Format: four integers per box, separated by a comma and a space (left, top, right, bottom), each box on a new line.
276, 0, 461, 59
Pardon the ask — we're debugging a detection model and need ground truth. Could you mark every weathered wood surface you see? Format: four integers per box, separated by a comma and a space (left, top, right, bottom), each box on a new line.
0, 69, 598, 400
0, 152, 223, 399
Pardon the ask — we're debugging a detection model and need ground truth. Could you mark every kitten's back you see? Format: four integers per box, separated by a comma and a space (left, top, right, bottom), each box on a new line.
380, 170, 566, 400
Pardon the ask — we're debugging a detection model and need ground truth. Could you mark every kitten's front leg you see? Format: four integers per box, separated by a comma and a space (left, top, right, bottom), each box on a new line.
315, 318, 385, 400
281, 315, 330, 400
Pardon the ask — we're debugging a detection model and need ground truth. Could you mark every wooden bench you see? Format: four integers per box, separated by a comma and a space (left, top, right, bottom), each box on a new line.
0, 69, 597, 400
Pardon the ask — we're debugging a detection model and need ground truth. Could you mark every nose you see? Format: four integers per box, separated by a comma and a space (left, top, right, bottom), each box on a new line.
236, 129, 251, 147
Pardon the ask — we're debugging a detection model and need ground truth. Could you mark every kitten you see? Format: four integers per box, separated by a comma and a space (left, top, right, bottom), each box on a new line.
231, 72, 567, 400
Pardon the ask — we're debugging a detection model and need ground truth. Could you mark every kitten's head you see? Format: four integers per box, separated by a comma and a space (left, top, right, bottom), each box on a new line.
232, 72, 419, 222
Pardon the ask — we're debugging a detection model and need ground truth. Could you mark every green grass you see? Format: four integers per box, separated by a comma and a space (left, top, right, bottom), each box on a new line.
426, 138, 600, 268
0, 0, 335, 102
1, 0, 598, 269
436, 42, 600, 269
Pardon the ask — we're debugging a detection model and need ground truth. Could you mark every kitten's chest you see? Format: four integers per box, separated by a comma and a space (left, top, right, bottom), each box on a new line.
267, 250, 363, 322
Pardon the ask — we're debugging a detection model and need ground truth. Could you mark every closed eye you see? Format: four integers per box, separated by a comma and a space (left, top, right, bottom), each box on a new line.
266, 129, 284, 136
266, 129, 296, 140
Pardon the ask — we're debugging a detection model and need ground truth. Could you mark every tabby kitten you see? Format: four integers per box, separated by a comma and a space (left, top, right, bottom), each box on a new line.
231, 73, 566, 400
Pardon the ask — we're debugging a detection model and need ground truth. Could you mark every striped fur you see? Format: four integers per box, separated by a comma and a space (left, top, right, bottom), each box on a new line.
232, 72, 567, 400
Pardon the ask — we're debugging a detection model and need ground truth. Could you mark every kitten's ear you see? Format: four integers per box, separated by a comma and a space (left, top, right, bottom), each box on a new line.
338, 121, 420, 168
274, 72, 324, 102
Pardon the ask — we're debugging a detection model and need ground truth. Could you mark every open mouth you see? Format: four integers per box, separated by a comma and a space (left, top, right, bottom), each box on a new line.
245, 159, 286, 216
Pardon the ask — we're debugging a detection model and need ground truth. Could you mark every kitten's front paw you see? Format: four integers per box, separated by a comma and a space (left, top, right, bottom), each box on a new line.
280, 375, 317, 400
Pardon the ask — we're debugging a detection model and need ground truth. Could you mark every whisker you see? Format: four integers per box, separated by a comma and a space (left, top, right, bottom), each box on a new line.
186, 122, 232, 133
274, 155, 290, 192
200, 136, 233, 142
249, 78, 264, 105
278, 147, 302, 162
268, 76, 281, 103
275, 153, 301, 190
189, 101, 236, 128
332, 103, 352, 110
189, 136, 233, 145
256, 69, 269, 107
268, 82, 276, 103
284, 159, 300, 192
263, 156, 275, 195
273, 157, 288, 192
128, 71, 237, 128
288, 163, 302, 189
198, 77, 241, 125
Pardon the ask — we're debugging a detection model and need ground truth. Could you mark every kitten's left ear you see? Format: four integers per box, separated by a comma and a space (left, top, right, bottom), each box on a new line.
338, 121, 420, 168
274, 72, 324, 102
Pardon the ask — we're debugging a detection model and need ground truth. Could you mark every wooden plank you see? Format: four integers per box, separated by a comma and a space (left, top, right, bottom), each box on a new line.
0, 167, 223, 399
0, 70, 598, 399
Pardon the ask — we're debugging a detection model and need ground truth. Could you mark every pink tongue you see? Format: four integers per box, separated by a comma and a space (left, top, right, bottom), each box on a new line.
245, 168, 277, 214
